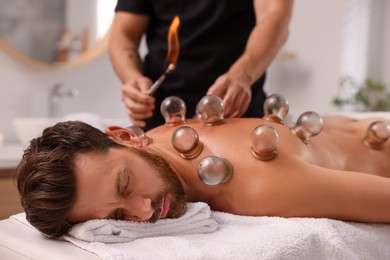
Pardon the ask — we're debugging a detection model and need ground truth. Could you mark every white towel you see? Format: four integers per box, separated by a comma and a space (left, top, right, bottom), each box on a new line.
66, 202, 218, 243
63, 213, 390, 260
11, 209, 390, 259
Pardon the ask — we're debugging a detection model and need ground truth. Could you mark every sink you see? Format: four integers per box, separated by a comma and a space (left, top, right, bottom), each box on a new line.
13, 117, 58, 146
13, 114, 131, 146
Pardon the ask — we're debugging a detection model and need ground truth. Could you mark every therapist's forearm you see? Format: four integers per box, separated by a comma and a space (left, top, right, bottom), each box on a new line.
109, 44, 143, 83
109, 33, 144, 84
228, 0, 293, 86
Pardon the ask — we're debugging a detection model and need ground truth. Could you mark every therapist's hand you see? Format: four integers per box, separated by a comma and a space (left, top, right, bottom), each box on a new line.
207, 73, 252, 118
121, 76, 155, 128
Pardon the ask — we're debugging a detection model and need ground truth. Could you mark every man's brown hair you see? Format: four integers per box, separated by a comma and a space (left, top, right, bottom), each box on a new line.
16, 121, 122, 238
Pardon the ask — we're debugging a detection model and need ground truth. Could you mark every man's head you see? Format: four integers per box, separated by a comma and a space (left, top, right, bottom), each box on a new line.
17, 121, 187, 238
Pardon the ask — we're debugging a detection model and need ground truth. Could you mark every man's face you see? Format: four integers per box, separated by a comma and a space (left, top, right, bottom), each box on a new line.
68, 147, 187, 223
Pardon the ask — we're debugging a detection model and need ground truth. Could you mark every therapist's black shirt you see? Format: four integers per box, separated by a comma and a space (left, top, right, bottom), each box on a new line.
115, 0, 266, 130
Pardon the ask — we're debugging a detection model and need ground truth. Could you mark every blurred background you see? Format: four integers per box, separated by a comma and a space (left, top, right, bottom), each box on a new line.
0, 0, 389, 150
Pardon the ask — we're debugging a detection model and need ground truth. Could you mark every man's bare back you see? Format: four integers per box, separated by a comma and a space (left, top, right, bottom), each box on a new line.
142, 117, 390, 221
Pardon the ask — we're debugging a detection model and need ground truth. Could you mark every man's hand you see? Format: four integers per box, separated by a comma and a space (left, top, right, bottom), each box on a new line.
207, 73, 252, 118
121, 76, 155, 128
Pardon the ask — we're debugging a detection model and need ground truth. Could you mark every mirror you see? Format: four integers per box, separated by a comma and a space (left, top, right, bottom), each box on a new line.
0, 0, 115, 66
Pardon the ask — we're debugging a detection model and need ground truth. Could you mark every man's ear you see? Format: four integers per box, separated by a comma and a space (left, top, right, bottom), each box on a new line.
105, 126, 144, 148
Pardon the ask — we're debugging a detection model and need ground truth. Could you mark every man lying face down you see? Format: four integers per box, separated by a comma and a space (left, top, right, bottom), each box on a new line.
16, 114, 390, 238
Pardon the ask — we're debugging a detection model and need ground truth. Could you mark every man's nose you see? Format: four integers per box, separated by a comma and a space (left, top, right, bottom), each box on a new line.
131, 197, 154, 221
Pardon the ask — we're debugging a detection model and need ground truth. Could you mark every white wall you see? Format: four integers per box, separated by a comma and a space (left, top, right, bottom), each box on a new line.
266, 0, 344, 117
0, 51, 126, 143
267, 0, 390, 118
382, 1, 390, 85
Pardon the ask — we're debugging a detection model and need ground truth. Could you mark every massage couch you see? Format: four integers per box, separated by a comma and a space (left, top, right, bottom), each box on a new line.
2, 203, 390, 259
2, 112, 390, 260
0, 216, 99, 260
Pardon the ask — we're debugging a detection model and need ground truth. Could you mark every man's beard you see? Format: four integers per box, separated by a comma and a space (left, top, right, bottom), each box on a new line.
130, 147, 187, 222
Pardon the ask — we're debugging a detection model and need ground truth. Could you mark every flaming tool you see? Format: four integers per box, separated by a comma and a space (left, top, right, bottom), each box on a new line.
148, 63, 176, 95
148, 16, 180, 95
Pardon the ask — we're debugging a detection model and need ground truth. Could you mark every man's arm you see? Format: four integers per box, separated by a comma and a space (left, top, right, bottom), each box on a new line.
207, 0, 294, 118
246, 156, 390, 223
109, 12, 155, 128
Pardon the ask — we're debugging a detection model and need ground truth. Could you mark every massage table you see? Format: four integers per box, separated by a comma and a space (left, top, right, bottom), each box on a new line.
2, 112, 390, 259
0, 216, 99, 260
2, 210, 390, 260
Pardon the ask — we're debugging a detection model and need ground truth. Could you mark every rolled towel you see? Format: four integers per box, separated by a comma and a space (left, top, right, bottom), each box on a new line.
66, 202, 218, 243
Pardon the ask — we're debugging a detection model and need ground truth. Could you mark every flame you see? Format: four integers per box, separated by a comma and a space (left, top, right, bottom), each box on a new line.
167, 16, 180, 66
